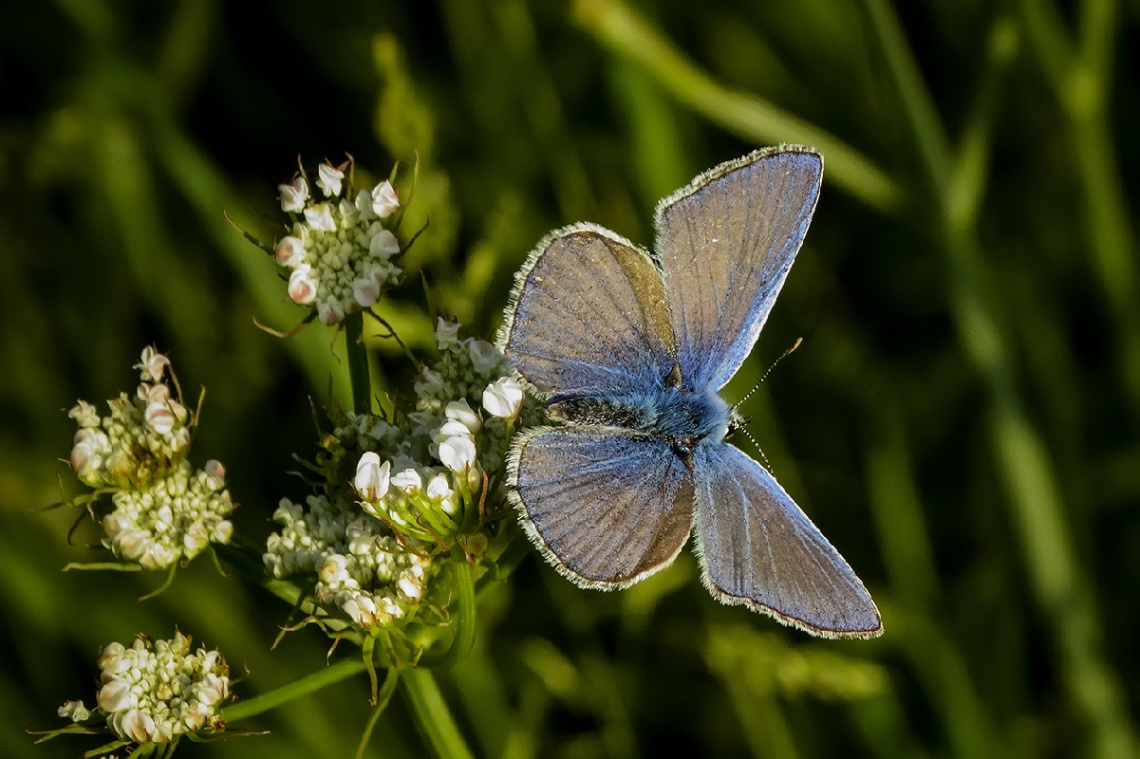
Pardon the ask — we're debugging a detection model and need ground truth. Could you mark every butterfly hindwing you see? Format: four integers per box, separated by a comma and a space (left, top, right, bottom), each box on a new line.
691, 442, 882, 637
508, 426, 693, 588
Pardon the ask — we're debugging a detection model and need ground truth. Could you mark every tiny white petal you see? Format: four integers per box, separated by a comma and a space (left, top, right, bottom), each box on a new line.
434, 318, 461, 349
445, 398, 481, 431
391, 468, 422, 493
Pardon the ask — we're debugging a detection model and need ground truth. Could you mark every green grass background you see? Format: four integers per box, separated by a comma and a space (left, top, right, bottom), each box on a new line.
2, 0, 1138, 757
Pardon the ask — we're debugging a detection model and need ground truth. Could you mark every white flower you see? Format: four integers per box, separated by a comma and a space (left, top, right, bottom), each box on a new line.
316, 299, 346, 325
483, 376, 524, 418
371, 180, 400, 218
391, 468, 423, 493
468, 339, 501, 374
354, 452, 391, 502
445, 399, 481, 431
352, 277, 381, 307
145, 401, 176, 435
288, 265, 319, 305
70, 428, 106, 480
275, 235, 306, 267
426, 473, 453, 501
204, 459, 226, 484
438, 431, 477, 473
370, 229, 400, 256
278, 176, 309, 212
317, 163, 344, 197
135, 346, 171, 383
304, 202, 337, 231
58, 700, 90, 722
434, 318, 461, 349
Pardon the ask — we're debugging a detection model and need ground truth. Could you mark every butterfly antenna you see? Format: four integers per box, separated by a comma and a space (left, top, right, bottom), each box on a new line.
733, 337, 803, 410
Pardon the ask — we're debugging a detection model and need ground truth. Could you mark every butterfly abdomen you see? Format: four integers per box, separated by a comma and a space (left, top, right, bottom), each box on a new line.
547, 387, 730, 453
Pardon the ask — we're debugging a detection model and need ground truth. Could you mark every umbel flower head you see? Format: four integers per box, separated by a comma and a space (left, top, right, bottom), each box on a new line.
274, 157, 404, 325
65, 347, 235, 571
57, 631, 231, 746
263, 319, 534, 637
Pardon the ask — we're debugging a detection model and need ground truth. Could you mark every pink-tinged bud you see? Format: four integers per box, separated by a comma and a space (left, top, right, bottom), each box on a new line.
352, 277, 380, 307
204, 459, 226, 483
370, 229, 400, 256
371, 180, 400, 218
145, 401, 176, 434
278, 176, 309, 213
468, 339, 501, 374
316, 299, 345, 325
287, 265, 318, 305
275, 235, 306, 267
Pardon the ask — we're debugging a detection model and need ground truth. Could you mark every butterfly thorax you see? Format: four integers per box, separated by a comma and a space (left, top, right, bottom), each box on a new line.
547, 386, 730, 456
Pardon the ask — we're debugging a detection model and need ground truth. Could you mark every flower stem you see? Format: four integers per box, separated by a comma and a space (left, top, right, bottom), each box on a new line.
221, 658, 367, 722
345, 311, 371, 415
400, 668, 475, 759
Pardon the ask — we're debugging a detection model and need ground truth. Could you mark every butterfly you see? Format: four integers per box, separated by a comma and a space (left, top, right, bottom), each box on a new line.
496, 145, 881, 637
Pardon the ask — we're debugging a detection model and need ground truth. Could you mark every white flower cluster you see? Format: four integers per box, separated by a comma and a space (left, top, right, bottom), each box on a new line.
66, 348, 235, 571
60, 631, 230, 744
103, 460, 234, 570
68, 346, 191, 488
263, 495, 431, 630
275, 160, 403, 325
347, 320, 526, 542
262, 320, 529, 633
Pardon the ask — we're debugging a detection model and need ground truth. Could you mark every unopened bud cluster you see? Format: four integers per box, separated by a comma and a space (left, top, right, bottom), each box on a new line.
59, 631, 230, 745
66, 347, 234, 570
275, 159, 403, 325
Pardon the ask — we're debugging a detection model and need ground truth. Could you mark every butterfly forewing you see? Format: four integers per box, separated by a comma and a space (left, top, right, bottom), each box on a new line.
509, 427, 693, 588
498, 224, 676, 398
655, 147, 822, 391
692, 443, 882, 637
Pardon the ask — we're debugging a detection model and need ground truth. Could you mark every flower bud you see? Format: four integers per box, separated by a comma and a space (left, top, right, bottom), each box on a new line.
371, 180, 400, 218
278, 176, 309, 212
288, 265, 318, 305
317, 162, 344, 197
275, 235, 306, 267
483, 376, 524, 418
354, 452, 391, 502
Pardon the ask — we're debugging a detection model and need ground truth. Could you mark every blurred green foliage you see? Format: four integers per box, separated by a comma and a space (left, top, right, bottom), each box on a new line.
2, 0, 1139, 757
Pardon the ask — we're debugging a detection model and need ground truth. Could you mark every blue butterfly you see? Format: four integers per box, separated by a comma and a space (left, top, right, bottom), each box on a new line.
496, 146, 881, 637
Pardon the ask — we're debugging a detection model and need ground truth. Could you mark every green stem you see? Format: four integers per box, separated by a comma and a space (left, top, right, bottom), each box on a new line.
221, 658, 367, 723
400, 668, 475, 759
345, 312, 372, 415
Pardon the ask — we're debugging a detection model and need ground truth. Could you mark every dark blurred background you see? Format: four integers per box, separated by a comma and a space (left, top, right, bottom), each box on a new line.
2, 0, 1139, 757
